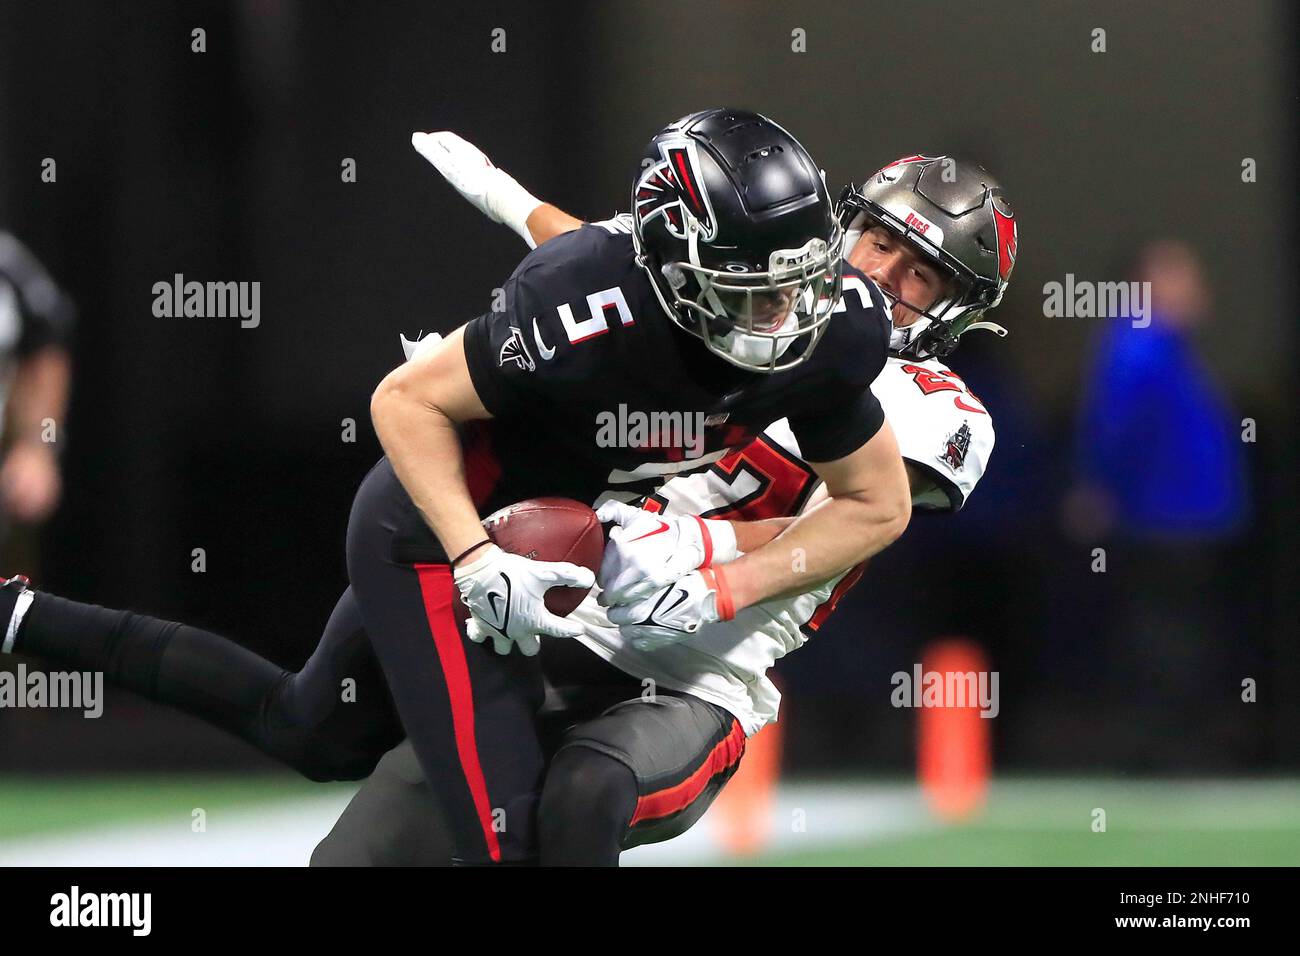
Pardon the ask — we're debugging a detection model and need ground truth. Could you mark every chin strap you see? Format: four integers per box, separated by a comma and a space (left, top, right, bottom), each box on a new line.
962, 320, 1009, 339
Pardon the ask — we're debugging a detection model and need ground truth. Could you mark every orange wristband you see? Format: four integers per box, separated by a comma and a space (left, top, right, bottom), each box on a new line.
701, 567, 735, 621
693, 514, 714, 568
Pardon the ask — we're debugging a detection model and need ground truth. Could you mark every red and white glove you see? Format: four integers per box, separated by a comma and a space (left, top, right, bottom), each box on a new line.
594, 500, 737, 607
411, 131, 543, 248
604, 567, 736, 651
453, 544, 594, 657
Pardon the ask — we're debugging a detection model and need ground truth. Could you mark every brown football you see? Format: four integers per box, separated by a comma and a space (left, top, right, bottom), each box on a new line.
480, 497, 605, 616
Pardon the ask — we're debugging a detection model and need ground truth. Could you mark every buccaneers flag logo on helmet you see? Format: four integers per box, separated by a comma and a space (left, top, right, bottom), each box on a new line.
992, 206, 1018, 282
634, 139, 717, 241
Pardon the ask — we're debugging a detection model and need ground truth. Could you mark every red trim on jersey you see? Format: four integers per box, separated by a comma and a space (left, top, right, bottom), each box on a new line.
708, 436, 818, 521
631, 719, 746, 825
806, 562, 866, 632
901, 363, 963, 395
569, 327, 608, 345
603, 300, 632, 327
412, 564, 502, 863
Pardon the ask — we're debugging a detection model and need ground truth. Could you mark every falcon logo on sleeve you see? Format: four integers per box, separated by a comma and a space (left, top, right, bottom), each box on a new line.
938, 421, 973, 471
498, 326, 536, 372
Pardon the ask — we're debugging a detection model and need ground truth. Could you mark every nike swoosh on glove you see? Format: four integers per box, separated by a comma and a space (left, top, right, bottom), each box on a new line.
594, 500, 737, 607
411, 131, 542, 248
453, 544, 595, 656
605, 567, 736, 652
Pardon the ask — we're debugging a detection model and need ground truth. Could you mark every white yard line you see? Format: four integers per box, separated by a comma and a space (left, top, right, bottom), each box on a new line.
0, 782, 931, 867
2, 779, 1293, 866
0, 791, 357, 867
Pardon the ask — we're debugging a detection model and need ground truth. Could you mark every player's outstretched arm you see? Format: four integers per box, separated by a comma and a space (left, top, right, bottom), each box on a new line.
524, 204, 584, 247
412, 130, 583, 248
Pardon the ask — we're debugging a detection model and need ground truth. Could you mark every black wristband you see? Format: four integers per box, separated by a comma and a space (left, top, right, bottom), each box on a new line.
450, 539, 493, 568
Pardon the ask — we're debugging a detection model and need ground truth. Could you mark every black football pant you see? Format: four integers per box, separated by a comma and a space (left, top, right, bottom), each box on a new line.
11, 457, 744, 864
312, 692, 746, 866
338, 456, 745, 863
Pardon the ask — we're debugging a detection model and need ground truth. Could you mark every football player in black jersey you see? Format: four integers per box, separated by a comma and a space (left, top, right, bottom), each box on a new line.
1, 108, 909, 865
307, 142, 1019, 866
369, 108, 908, 860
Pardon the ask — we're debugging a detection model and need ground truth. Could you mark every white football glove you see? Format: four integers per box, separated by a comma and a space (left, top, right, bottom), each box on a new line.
605, 568, 735, 651
594, 500, 737, 607
400, 330, 443, 362
411, 131, 542, 248
453, 544, 595, 657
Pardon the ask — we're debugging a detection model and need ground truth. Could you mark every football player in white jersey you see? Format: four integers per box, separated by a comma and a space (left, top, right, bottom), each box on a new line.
307, 136, 1018, 864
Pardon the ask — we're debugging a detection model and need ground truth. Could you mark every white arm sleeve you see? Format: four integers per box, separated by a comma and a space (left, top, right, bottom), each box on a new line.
870, 356, 996, 511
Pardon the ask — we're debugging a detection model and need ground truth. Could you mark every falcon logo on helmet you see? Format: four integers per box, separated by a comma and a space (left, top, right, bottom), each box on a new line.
635, 140, 717, 242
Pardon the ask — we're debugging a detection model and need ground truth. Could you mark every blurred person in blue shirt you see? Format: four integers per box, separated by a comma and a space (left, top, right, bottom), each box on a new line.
1064, 239, 1255, 769
1069, 239, 1248, 541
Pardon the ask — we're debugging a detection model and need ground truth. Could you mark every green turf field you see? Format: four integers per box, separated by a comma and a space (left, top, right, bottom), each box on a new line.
0, 775, 338, 841
0, 775, 1296, 865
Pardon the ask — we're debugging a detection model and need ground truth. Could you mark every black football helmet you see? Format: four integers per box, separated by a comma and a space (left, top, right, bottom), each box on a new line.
838, 155, 1018, 359
631, 108, 843, 373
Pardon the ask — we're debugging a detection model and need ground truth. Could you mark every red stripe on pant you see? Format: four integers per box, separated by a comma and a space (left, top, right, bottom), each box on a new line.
413, 563, 502, 863
631, 719, 746, 825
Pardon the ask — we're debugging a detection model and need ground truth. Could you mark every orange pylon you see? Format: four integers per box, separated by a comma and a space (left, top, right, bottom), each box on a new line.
711, 700, 785, 855
917, 638, 992, 821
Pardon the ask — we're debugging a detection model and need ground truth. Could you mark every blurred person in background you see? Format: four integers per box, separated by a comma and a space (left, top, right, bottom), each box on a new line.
1065, 239, 1250, 768
0, 230, 73, 556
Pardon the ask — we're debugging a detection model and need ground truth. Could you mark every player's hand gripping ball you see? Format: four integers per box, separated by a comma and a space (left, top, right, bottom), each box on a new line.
454, 498, 603, 656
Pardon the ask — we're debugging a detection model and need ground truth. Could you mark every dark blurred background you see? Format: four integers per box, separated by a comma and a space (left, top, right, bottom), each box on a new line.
0, 0, 1294, 777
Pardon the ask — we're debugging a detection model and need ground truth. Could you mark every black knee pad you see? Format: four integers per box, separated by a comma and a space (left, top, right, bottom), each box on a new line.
538, 745, 638, 865
543, 746, 637, 815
